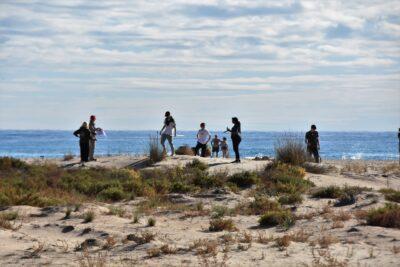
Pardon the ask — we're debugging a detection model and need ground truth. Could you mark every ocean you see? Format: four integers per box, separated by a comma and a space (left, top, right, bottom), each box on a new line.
0, 130, 398, 160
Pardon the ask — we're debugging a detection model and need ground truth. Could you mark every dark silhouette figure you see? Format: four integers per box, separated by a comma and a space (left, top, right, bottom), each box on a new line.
226, 117, 241, 163
211, 135, 221, 158
74, 122, 92, 164
305, 124, 320, 163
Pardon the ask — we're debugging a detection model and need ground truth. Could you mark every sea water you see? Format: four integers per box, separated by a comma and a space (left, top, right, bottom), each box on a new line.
0, 130, 398, 160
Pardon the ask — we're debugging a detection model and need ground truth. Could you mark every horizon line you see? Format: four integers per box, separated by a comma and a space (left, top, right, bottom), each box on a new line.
0, 129, 398, 133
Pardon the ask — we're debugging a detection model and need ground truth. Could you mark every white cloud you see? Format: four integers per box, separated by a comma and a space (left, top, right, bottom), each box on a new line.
0, 0, 399, 130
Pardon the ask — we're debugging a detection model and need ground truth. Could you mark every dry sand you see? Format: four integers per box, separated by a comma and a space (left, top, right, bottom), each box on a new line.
1, 156, 399, 266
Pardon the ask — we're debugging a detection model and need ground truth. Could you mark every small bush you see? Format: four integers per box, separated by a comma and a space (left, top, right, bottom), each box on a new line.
278, 192, 303, 205
0, 211, 19, 221
98, 187, 125, 201
275, 235, 291, 249
147, 217, 156, 227
379, 189, 400, 203
245, 196, 281, 215
263, 163, 312, 195
64, 208, 72, 219
274, 134, 308, 166
366, 203, 400, 228
335, 193, 356, 207
211, 205, 231, 219
175, 145, 195, 156
149, 135, 165, 163
0, 217, 13, 230
312, 186, 343, 199
303, 162, 336, 174
83, 211, 95, 223
132, 212, 141, 224
107, 206, 126, 217
318, 234, 339, 248
0, 157, 29, 171
63, 154, 74, 161
186, 159, 208, 171
209, 218, 237, 232
228, 171, 259, 188
259, 210, 295, 229
147, 247, 161, 258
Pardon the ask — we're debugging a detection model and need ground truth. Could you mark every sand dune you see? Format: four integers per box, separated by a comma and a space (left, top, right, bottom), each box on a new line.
1, 156, 399, 266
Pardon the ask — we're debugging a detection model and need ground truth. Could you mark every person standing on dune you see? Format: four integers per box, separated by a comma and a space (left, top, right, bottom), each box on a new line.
160, 111, 176, 156
195, 123, 211, 157
74, 122, 92, 165
88, 115, 102, 161
305, 124, 320, 163
211, 135, 221, 158
226, 117, 241, 163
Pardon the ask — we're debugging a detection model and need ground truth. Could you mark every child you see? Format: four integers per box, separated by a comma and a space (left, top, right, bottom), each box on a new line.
220, 137, 229, 158
211, 135, 221, 158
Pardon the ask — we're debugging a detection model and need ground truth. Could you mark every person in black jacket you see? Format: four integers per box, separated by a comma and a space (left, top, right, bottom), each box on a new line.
74, 122, 91, 164
305, 124, 320, 163
226, 117, 241, 163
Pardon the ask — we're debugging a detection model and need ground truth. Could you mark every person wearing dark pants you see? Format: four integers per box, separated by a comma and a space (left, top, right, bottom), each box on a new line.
74, 122, 92, 165
195, 122, 211, 157
305, 124, 320, 163
226, 117, 241, 163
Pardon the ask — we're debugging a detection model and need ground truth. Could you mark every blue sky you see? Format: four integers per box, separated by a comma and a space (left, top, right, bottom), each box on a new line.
0, 0, 399, 131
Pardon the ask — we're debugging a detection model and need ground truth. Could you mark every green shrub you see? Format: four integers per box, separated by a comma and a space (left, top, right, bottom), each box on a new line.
98, 187, 125, 201
278, 193, 303, 205
312, 186, 343, 198
83, 211, 95, 223
245, 196, 281, 215
191, 170, 222, 189
274, 135, 308, 165
379, 189, 400, 203
259, 210, 295, 229
211, 205, 231, 219
0, 157, 29, 171
107, 206, 126, 217
186, 159, 208, 171
209, 218, 236, 232
228, 171, 259, 188
147, 217, 156, 227
265, 163, 313, 194
366, 203, 400, 228
0, 211, 19, 221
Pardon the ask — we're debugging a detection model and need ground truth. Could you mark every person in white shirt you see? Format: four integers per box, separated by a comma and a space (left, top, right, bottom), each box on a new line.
195, 122, 211, 157
160, 111, 176, 156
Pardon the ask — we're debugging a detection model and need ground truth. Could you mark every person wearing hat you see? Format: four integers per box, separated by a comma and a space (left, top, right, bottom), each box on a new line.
88, 115, 102, 161
74, 122, 92, 165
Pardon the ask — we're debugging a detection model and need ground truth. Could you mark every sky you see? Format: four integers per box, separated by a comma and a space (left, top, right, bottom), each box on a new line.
0, 0, 399, 131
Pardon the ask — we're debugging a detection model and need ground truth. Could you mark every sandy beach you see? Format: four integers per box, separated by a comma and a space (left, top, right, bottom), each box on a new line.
0, 155, 399, 266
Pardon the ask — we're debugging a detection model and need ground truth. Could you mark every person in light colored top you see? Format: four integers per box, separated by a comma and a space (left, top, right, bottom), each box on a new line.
160, 111, 176, 156
195, 122, 211, 157
88, 115, 102, 161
